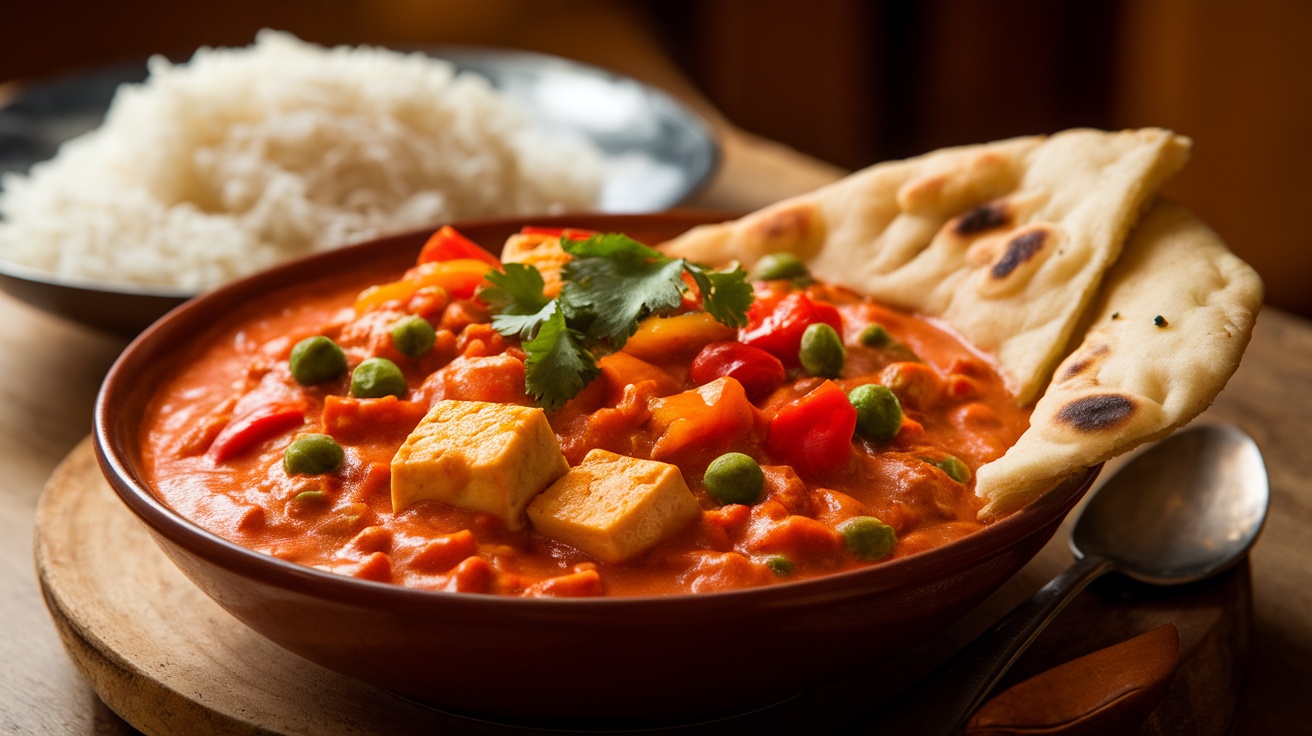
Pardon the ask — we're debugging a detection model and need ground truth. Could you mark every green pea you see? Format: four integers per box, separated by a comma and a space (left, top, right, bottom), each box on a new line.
765, 555, 794, 577
390, 316, 436, 358
703, 452, 765, 505
858, 323, 891, 347
294, 490, 329, 505
839, 516, 897, 561
753, 252, 810, 281
859, 323, 920, 362
799, 322, 845, 377
289, 336, 347, 385
350, 357, 407, 399
284, 434, 345, 476
927, 455, 972, 484
848, 384, 903, 442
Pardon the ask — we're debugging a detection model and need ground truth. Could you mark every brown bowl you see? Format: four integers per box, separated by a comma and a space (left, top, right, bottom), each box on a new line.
93, 211, 1097, 728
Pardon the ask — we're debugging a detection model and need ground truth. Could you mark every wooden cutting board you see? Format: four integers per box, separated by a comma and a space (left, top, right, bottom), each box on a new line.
34, 438, 1250, 735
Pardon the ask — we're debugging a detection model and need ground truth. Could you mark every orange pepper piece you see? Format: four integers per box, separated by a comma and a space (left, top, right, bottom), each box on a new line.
622, 313, 737, 362
355, 258, 495, 313
648, 377, 755, 458
597, 352, 682, 406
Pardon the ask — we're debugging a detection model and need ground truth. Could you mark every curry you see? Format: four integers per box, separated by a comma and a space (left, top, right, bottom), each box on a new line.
140, 226, 1031, 597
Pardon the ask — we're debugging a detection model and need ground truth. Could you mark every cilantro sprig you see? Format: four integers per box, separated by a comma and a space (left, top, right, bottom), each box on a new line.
481, 233, 752, 410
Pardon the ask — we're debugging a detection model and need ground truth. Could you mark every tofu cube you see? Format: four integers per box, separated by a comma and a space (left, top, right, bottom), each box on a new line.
391, 400, 568, 530
527, 449, 702, 564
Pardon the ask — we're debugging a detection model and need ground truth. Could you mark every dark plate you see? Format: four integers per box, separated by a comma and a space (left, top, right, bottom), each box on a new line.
0, 45, 719, 336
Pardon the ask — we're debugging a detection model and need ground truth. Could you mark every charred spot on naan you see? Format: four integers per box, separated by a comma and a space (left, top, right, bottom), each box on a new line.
953, 201, 1013, 236
965, 224, 1059, 298
1055, 393, 1138, 433
990, 228, 1049, 280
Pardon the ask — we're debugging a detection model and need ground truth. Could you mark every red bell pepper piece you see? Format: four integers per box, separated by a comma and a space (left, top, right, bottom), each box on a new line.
208, 402, 305, 462
518, 226, 598, 240
739, 292, 843, 368
765, 381, 856, 475
417, 225, 501, 267
322, 395, 427, 446
690, 341, 786, 403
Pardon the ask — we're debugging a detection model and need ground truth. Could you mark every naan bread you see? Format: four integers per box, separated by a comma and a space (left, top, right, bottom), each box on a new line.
661, 128, 1262, 518
663, 128, 1191, 404
975, 201, 1263, 517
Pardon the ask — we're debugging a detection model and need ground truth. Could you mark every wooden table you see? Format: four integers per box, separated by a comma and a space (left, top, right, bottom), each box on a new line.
1, 124, 1310, 734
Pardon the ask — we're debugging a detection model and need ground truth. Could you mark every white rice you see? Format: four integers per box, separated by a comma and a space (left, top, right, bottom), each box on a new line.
0, 30, 604, 291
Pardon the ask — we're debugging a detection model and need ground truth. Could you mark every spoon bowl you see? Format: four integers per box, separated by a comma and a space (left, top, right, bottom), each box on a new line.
1074, 423, 1268, 585
860, 423, 1270, 735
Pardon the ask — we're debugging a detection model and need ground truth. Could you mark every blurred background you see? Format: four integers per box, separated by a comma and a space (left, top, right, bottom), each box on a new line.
2, 0, 1309, 316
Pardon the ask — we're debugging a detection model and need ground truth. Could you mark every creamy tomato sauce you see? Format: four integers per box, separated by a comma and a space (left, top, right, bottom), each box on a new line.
141, 231, 1031, 597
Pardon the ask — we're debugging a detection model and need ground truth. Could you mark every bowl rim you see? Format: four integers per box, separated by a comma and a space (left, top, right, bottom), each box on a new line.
94, 211, 1098, 614
0, 256, 197, 298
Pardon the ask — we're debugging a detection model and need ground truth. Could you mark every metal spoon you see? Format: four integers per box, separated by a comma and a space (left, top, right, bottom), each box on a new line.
852, 423, 1269, 735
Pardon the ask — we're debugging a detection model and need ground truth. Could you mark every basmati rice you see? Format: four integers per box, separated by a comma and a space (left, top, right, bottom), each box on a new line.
0, 31, 604, 290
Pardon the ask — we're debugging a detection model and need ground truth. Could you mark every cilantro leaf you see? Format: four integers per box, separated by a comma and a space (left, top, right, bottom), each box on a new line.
491, 300, 556, 342
560, 232, 666, 263
483, 263, 556, 341
522, 304, 599, 412
685, 263, 753, 329
481, 263, 549, 315
571, 259, 687, 345
560, 234, 686, 347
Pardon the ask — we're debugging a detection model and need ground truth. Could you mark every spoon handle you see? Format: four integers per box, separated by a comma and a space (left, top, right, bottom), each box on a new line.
846, 553, 1117, 735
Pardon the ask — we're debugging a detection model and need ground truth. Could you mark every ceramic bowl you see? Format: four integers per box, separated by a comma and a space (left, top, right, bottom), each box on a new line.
94, 211, 1096, 728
